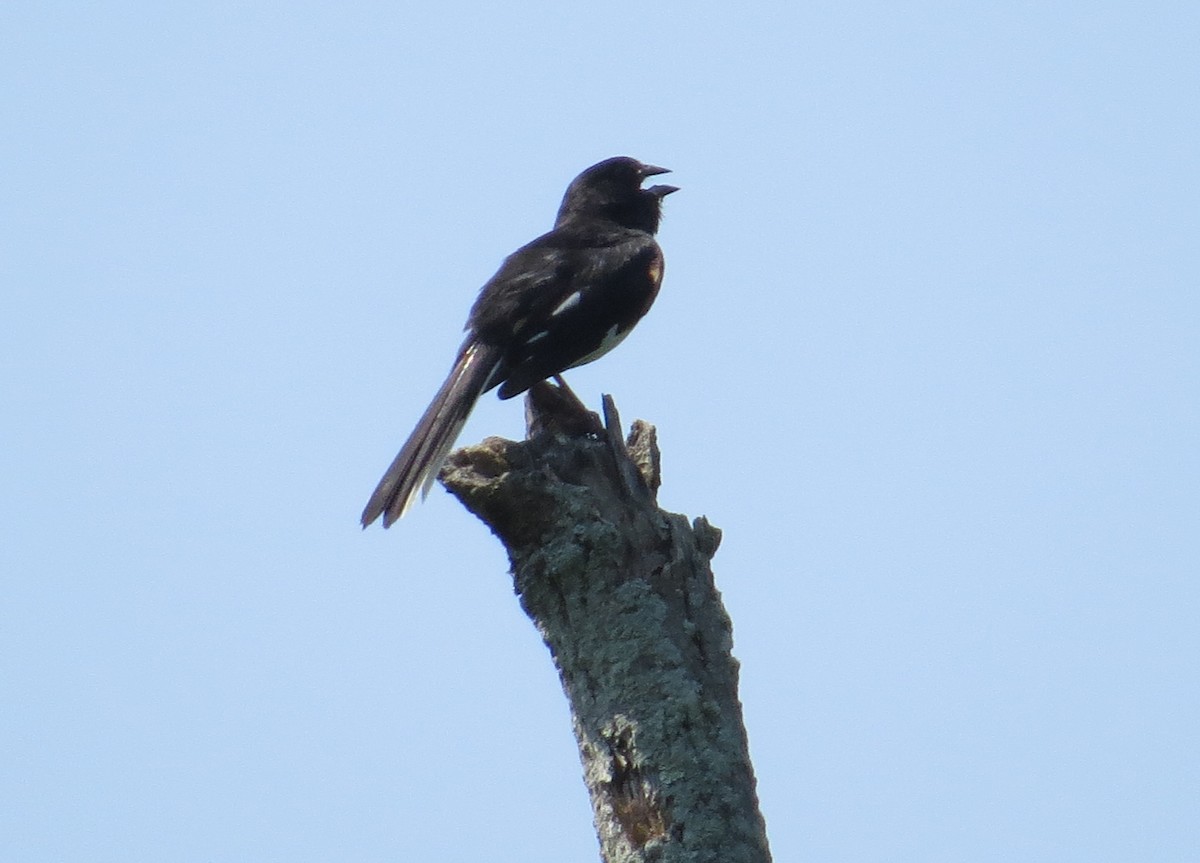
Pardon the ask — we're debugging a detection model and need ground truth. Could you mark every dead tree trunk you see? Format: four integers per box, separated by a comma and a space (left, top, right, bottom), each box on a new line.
439, 383, 772, 863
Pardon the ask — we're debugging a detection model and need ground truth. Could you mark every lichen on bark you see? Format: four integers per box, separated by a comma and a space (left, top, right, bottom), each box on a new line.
439, 382, 771, 863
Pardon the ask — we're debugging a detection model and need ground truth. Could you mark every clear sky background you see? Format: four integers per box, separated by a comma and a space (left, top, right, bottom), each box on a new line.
4, 2, 1198, 861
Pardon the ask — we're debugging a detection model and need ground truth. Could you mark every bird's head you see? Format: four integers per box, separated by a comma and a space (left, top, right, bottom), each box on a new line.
556, 157, 678, 233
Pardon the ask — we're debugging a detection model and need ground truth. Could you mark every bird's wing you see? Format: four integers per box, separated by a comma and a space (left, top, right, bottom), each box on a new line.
468, 227, 653, 340
464, 228, 663, 400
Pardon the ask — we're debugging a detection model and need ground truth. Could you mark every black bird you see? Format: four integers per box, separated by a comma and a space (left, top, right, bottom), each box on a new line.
361, 156, 678, 527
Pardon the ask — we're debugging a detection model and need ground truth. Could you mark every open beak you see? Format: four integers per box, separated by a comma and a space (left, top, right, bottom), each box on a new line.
640, 164, 676, 196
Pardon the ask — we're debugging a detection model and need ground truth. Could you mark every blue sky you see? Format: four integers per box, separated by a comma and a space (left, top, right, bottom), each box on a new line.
4, 2, 1198, 860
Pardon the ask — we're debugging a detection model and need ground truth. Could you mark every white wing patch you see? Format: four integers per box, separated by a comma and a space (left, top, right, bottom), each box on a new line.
550, 291, 582, 317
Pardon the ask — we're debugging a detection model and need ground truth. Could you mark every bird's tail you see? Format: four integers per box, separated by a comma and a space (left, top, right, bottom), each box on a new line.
361, 341, 502, 528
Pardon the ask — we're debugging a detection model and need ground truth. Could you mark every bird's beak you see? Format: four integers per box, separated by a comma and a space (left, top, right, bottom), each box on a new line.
647, 184, 679, 197
640, 164, 671, 178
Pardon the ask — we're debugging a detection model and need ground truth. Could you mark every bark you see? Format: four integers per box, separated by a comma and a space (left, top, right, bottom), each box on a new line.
439, 382, 772, 863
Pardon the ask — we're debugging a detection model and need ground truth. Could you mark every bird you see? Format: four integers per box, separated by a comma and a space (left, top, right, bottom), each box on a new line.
361, 156, 678, 528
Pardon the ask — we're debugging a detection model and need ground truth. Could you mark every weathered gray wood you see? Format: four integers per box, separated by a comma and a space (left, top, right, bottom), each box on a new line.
440, 382, 771, 863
